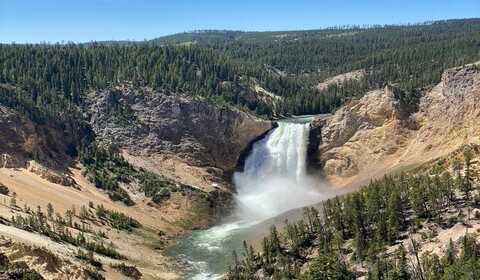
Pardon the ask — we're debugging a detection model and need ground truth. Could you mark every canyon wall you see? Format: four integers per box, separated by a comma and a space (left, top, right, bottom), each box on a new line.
86, 85, 275, 190
310, 62, 480, 186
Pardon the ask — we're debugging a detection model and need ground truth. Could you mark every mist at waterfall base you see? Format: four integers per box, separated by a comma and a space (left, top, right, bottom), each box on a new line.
166, 120, 324, 279
235, 121, 322, 222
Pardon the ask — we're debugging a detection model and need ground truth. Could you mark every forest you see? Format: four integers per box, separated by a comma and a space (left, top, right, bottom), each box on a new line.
227, 146, 480, 279
0, 18, 479, 119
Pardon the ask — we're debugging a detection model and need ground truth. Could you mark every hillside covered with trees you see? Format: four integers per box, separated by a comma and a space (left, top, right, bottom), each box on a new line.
1, 18, 479, 119
227, 146, 480, 279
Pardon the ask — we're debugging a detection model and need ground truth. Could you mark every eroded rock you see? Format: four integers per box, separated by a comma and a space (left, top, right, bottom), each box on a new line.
311, 62, 480, 185
86, 86, 274, 178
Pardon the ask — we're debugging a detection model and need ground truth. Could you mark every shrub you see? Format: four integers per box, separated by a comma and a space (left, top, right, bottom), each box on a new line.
0, 183, 9, 195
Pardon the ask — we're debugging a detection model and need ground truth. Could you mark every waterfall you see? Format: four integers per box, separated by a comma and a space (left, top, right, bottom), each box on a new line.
167, 119, 324, 280
234, 121, 322, 222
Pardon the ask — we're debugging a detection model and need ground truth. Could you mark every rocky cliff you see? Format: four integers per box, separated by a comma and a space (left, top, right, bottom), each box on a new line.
0, 105, 82, 186
311, 62, 480, 186
86, 85, 274, 190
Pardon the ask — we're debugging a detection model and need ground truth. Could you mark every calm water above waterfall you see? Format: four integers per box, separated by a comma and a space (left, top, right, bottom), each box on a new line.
166, 118, 324, 279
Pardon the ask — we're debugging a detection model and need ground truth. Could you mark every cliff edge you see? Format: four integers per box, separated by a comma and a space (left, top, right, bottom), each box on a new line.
86, 85, 274, 190
311, 62, 480, 186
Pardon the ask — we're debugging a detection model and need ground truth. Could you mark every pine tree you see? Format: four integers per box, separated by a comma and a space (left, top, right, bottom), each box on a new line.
9, 192, 17, 208
47, 203, 54, 221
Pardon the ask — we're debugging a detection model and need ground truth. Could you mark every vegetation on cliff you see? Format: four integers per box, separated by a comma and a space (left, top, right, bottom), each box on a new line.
78, 141, 181, 206
10, 200, 129, 260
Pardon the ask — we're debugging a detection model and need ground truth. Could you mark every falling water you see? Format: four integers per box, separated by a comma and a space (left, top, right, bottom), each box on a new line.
166, 119, 323, 279
234, 121, 321, 222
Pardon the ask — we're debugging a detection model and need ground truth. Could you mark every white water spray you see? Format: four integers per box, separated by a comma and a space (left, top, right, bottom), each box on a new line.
234, 121, 322, 222
168, 120, 324, 279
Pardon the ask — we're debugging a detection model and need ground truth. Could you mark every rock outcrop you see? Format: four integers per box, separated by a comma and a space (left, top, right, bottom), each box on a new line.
311, 62, 480, 186
86, 85, 274, 189
0, 105, 80, 186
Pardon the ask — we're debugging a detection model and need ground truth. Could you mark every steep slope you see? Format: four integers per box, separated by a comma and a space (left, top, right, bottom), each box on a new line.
311, 61, 480, 186
0, 84, 274, 279
86, 85, 274, 191
0, 105, 84, 186
0, 167, 182, 279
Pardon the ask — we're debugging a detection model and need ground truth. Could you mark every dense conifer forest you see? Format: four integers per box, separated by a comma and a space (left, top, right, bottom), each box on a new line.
1, 18, 479, 119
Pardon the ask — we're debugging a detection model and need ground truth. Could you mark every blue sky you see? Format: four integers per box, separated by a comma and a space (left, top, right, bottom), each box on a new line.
1, 0, 479, 43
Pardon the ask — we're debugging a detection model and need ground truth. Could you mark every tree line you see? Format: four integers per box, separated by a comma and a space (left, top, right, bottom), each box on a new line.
1, 19, 479, 119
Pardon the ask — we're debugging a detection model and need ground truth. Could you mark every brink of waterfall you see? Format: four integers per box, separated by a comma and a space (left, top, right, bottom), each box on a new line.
167, 119, 324, 280
234, 121, 322, 222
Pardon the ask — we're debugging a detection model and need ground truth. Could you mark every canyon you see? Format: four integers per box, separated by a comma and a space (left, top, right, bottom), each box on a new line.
0, 61, 478, 279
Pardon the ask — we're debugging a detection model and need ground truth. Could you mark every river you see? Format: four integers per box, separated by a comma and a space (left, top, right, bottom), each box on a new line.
165, 118, 325, 279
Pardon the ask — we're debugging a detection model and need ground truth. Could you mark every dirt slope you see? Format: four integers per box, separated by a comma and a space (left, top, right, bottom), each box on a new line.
0, 165, 190, 279
315, 69, 367, 91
